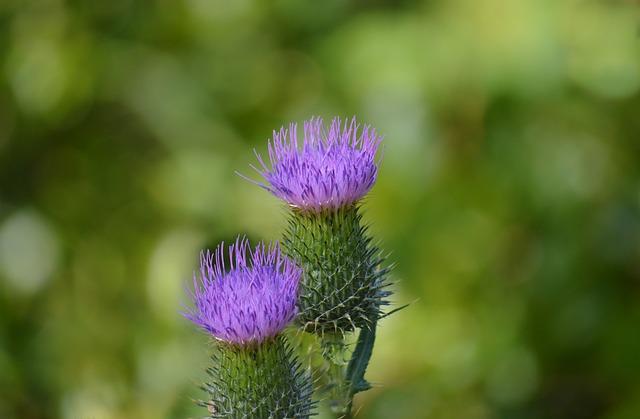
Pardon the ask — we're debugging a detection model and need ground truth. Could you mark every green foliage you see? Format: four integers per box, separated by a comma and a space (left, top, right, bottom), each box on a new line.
199, 336, 315, 419
315, 326, 377, 417
345, 325, 375, 397
282, 206, 391, 335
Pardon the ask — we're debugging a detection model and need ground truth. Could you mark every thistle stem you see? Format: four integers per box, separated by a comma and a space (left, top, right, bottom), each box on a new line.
321, 321, 377, 418
321, 333, 351, 416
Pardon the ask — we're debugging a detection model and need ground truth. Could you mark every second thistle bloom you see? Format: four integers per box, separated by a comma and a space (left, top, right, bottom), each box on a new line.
253, 117, 382, 212
186, 237, 301, 345
185, 238, 314, 418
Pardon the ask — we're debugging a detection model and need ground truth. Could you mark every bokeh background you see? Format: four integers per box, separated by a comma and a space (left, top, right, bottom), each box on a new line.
1, 0, 639, 418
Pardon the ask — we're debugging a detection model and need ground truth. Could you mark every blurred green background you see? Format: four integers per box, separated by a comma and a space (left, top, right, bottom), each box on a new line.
1, 0, 639, 418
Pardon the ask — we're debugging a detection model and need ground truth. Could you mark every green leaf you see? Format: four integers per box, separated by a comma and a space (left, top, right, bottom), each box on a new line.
345, 323, 376, 397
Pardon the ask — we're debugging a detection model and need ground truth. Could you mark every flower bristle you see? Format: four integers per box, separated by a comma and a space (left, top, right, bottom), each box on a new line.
251, 117, 382, 212
184, 237, 302, 345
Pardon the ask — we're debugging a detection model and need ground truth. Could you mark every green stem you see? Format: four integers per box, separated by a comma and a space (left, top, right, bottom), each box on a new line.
323, 321, 377, 418
321, 334, 351, 416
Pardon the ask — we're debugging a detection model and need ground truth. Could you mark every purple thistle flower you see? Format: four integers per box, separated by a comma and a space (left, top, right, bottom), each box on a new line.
249, 117, 383, 212
185, 237, 301, 346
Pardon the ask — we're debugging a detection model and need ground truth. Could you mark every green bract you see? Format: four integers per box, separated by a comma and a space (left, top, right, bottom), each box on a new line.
199, 336, 315, 418
282, 205, 392, 335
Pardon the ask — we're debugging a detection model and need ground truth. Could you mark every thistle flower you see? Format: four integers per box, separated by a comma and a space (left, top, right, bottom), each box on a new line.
185, 237, 301, 345
185, 238, 315, 418
246, 118, 391, 336
251, 117, 382, 212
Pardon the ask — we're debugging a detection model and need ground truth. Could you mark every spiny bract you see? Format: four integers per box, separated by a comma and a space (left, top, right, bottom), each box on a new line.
283, 205, 392, 334
199, 336, 315, 419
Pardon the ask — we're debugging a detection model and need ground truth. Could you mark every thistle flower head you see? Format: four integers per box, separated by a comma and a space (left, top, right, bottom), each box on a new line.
251, 117, 383, 212
185, 237, 301, 345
